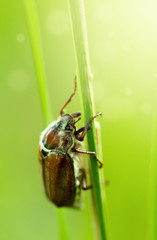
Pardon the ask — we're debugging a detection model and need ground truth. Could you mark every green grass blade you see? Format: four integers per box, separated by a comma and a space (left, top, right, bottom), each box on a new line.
23, 2, 68, 240
23, 0, 51, 125
148, 113, 157, 240
68, 0, 107, 239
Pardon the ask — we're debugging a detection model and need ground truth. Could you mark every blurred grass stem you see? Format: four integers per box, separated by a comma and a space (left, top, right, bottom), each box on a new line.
148, 82, 157, 239
23, 1, 68, 240
23, 0, 51, 126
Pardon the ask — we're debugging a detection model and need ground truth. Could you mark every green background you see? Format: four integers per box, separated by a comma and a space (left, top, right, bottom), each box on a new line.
0, 0, 156, 239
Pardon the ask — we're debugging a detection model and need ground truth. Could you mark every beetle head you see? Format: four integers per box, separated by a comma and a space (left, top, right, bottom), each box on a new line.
56, 113, 81, 132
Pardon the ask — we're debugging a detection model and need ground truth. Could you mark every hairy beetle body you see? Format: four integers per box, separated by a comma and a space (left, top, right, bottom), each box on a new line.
38, 76, 102, 208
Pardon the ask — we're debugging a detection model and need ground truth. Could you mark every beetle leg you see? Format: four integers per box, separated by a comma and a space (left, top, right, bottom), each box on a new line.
73, 117, 81, 124
74, 126, 91, 136
72, 148, 103, 168
76, 112, 102, 141
60, 76, 77, 116
71, 117, 81, 132
80, 168, 92, 190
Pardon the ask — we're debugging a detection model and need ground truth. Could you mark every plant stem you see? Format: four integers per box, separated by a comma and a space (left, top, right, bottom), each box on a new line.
148, 112, 157, 239
23, 0, 51, 126
23, 1, 68, 240
68, 0, 107, 239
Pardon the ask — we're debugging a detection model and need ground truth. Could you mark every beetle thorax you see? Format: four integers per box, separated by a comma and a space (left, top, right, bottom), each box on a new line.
40, 115, 76, 153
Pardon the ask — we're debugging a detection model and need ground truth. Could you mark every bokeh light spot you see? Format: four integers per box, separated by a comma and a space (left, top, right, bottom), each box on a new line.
122, 43, 131, 52
95, 3, 112, 22
102, 96, 136, 120
16, 33, 25, 42
46, 10, 69, 35
154, 73, 157, 91
108, 31, 115, 39
94, 81, 107, 102
125, 88, 133, 96
141, 103, 152, 114
95, 41, 117, 62
8, 69, 29, 91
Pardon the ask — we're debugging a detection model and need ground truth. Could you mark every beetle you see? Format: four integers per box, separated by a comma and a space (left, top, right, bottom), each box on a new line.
38, 76, 102, 208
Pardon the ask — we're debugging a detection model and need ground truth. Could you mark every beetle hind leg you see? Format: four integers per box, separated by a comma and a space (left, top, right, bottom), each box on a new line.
72, 148, 103, 168
80, 168, 92, 190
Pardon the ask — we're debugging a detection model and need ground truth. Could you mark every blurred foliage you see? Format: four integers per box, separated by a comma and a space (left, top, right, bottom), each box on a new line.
0, 0, 157, 239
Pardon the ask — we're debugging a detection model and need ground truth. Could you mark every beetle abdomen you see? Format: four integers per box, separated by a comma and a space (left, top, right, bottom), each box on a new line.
41, 151, 76, 207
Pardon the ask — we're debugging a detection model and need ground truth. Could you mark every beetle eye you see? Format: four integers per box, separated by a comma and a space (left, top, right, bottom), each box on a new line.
65, 124, 72, 131
56, 122, 62, 129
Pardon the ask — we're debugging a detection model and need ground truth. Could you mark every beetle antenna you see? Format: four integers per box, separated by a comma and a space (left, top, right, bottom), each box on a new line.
60, 76, 77, 116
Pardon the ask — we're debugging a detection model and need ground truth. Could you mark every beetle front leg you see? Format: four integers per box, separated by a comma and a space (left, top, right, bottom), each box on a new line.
80, 168, 92, 190
74, 126, 91, 136
76, 112, 102, 141
72, 148, 103, 168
